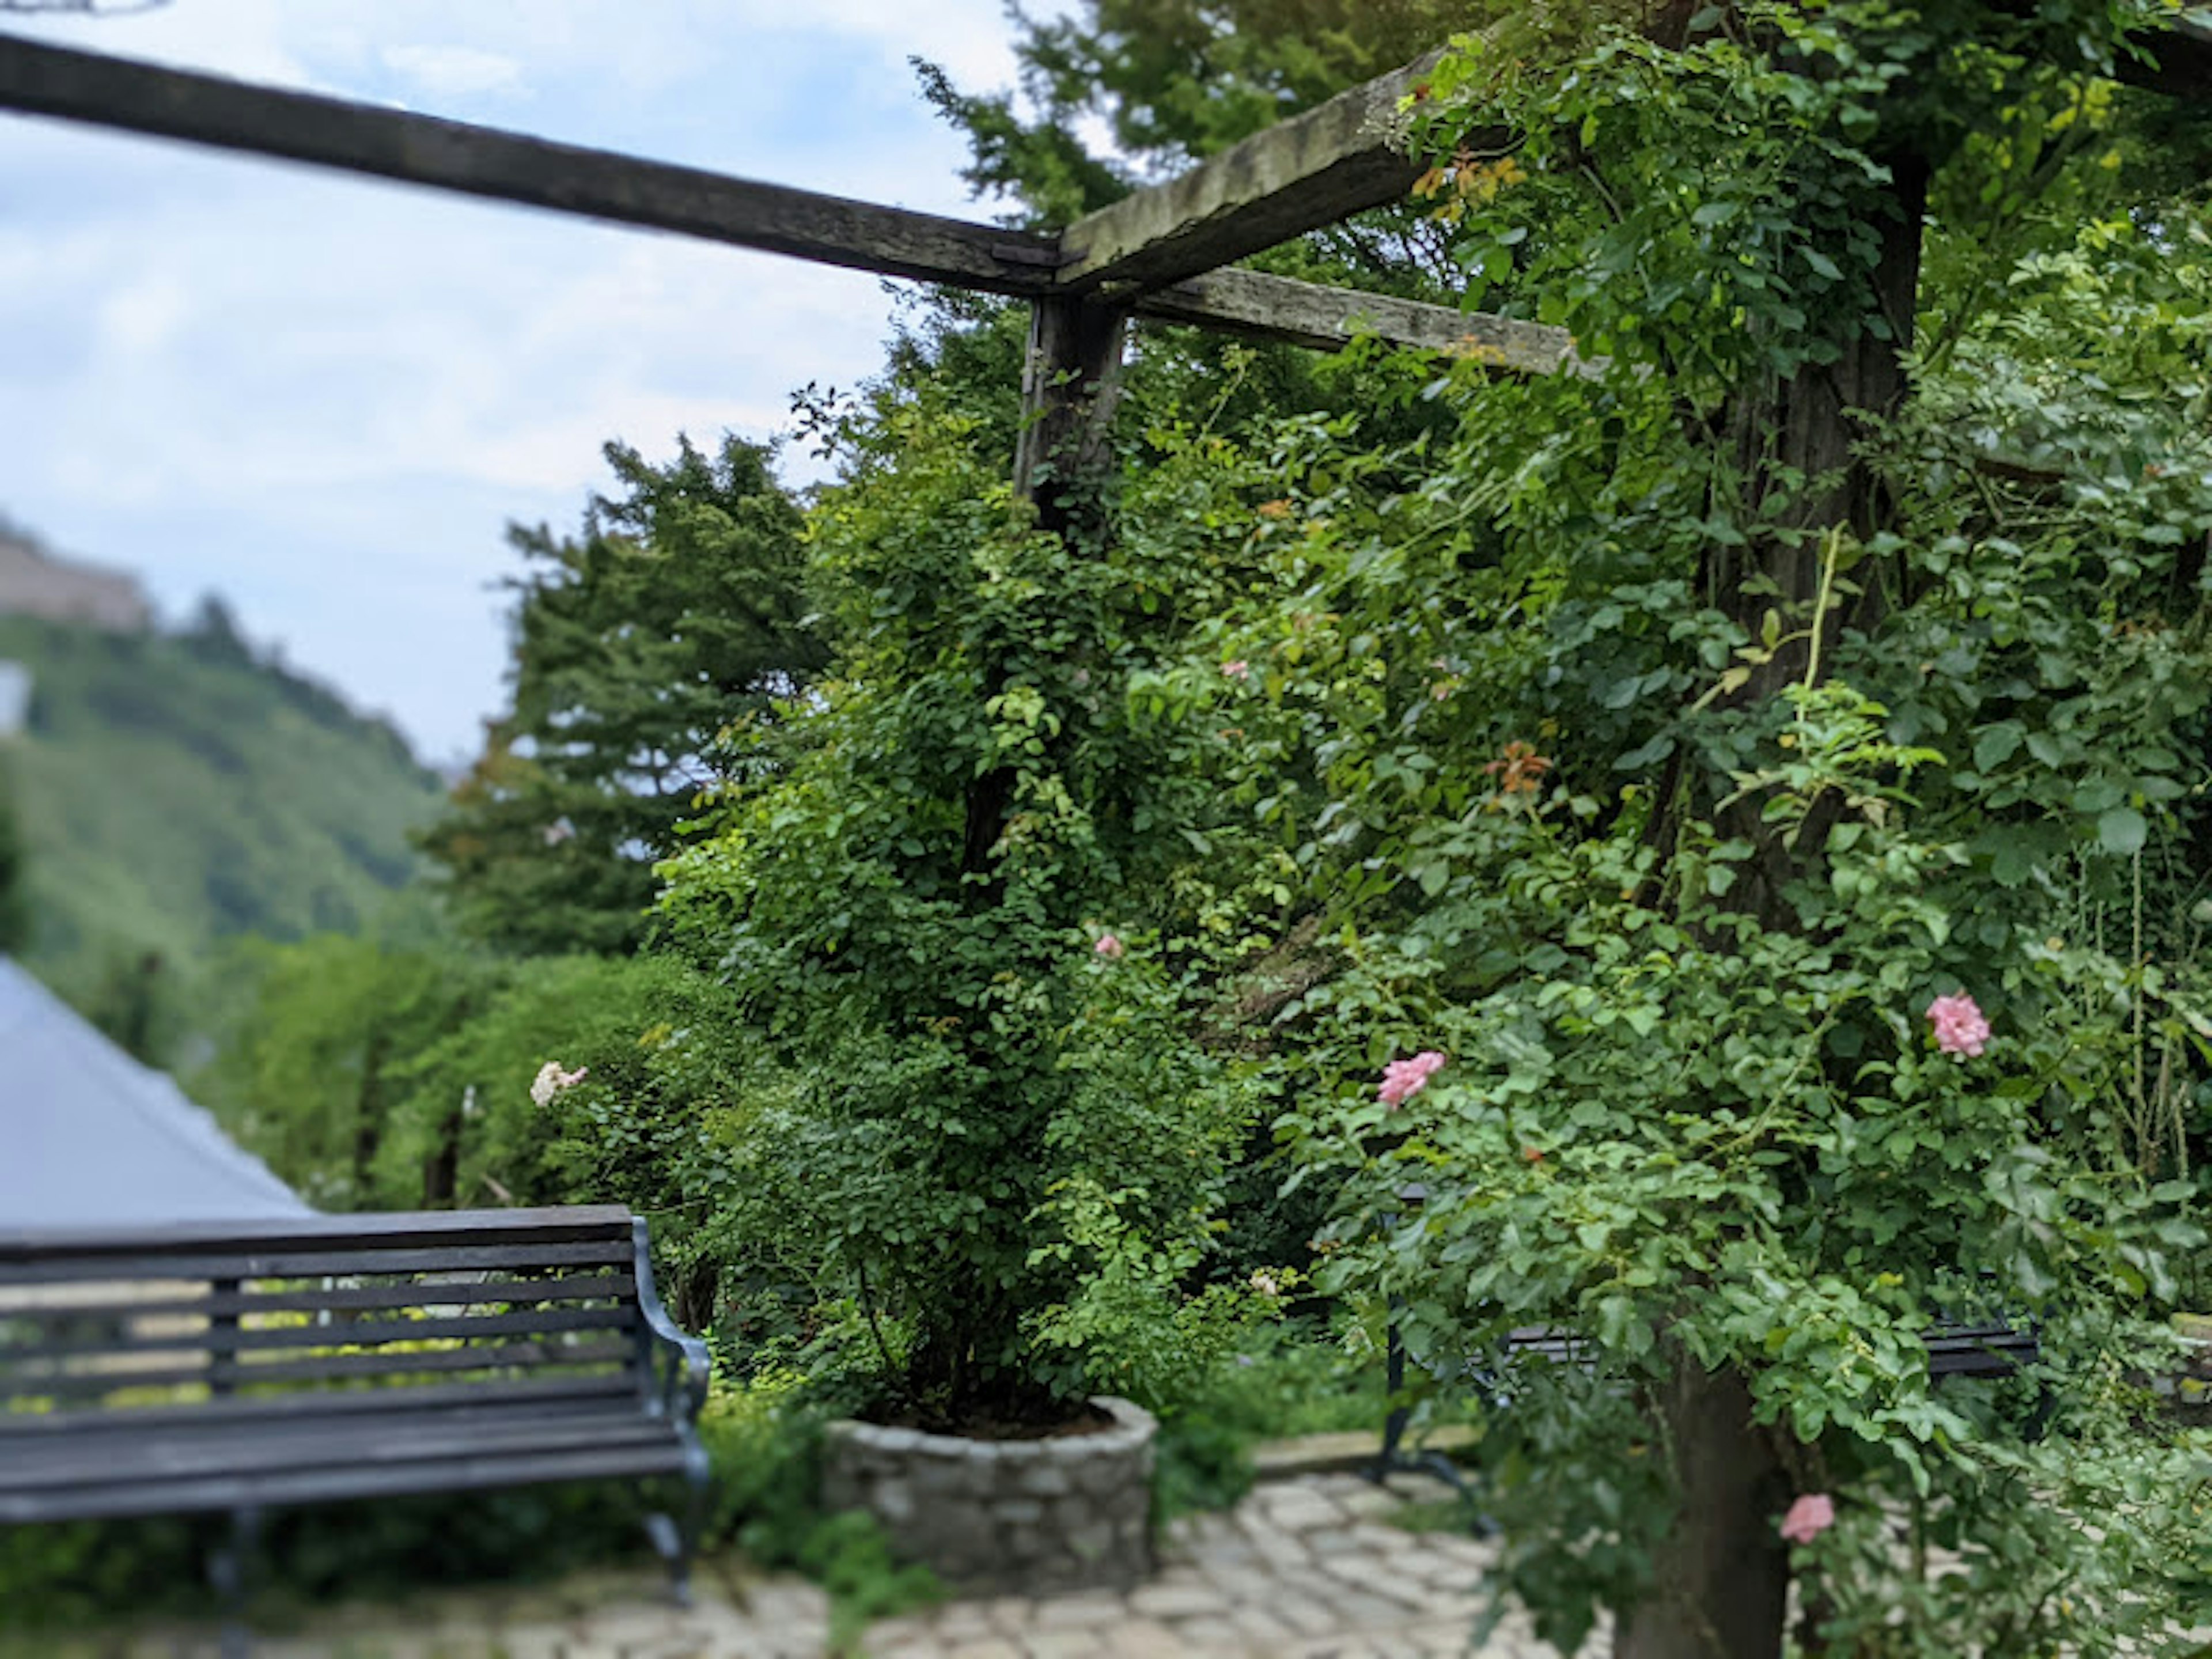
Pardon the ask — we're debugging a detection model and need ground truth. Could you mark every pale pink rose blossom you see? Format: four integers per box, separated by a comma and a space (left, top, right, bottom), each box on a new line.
1222, 660, 1251, 680
530, 1061, 588, 1107
1926, 992, 1991, 1058
1094, 934, 1126, 960
1779, 1493, 1836, 1545
1377, 1050, 1446, 1107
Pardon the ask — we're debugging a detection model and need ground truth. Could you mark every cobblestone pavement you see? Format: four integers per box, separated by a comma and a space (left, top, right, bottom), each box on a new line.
56, 1469, 1599, 1659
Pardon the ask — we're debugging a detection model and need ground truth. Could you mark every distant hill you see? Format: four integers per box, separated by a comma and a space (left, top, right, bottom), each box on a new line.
0, 610, 446, 1020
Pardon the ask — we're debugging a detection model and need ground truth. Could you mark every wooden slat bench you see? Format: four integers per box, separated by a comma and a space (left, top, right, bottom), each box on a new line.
1373, 1315, 2040, 1488
0, 1205, 711, 1653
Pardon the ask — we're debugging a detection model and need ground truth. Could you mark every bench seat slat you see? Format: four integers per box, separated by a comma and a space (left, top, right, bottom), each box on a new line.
0, 1440, 692, 1525
5, 1303, 637, 1365
0, 1409, 678, 1493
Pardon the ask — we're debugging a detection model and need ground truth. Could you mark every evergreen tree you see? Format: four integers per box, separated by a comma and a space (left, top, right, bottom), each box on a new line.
419, 435, 825, 957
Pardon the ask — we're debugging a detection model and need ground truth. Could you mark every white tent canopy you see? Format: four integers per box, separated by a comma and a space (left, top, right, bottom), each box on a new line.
0, 955, 309, 1226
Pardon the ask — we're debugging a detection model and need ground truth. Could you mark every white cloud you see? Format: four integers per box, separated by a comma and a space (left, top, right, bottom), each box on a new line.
0, 2, 1081, 755
378, 44, 528, 100
93, 274, 191, 357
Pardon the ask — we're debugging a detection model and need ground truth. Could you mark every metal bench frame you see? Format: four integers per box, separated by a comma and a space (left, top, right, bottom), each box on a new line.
0, 1205, 711, 1656
1370, 1310, 2041, 1495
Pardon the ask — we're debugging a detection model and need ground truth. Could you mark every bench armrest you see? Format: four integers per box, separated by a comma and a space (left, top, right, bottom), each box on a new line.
631, 1217, 711, 1423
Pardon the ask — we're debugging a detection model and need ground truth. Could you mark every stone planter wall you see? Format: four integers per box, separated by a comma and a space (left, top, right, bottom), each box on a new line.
821, 1395, 1156, 1594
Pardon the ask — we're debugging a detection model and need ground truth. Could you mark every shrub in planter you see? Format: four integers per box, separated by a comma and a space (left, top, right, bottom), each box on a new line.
655, 389, 1283, 1440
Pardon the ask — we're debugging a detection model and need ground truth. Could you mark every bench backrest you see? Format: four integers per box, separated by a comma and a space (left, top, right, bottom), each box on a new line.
0, 1206, 652, 1426
1498, 1317, 2037, 1380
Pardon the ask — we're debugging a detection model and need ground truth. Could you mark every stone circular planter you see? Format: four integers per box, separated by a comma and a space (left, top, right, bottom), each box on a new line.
821, 1395, 1156, 1593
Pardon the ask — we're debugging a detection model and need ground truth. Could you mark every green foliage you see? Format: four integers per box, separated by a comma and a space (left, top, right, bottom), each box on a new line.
197, 931, 499, 1210
379, 952, 748, 1246
921, 0, 1516, 224
654, 361, 1284, 1421
0, 1481, 649, 1638
0, 612, 441, 1045
1148, 1313, 1410, 1517
199, 935, 746, 1264
419, 435, 825, 958
1104, 4, 2212, 1648
696, 1369, 942, 1650
135, 12, 2212, 1653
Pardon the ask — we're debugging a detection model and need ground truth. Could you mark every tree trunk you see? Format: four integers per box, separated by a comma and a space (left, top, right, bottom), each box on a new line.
422, 1095, 461, 1207
1618, 1359, 1789, 1659
351, 1026, 388, 1195
1623, 153, 1933, 1659
1709, 152, 1928, 696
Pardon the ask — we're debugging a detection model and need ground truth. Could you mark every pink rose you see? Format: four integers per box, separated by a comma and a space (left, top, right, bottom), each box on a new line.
1926, 992, 1990, 1058
1779, 1493, 1835, 1545
1094, 933, 1125, 960
1222, 660, 1251, 680
1377, 1050, 1446, 1107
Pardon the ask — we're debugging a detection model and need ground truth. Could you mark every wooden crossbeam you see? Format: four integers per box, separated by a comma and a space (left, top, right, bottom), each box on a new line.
0, 33, 1065, 296
1132, 267, 1585, 375
1051, 51, 1463, 297
0, 33, 1574, 376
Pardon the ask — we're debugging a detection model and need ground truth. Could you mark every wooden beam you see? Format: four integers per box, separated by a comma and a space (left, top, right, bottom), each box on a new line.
2115, 11, 2212, 100
1132, 268, 1588, 375
1052, 51, 1482, 297
0, 35, 1585, 373
0, 34, 1063, 296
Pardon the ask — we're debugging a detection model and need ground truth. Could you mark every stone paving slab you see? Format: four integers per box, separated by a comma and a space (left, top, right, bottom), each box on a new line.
18, 1470, 1594, 1659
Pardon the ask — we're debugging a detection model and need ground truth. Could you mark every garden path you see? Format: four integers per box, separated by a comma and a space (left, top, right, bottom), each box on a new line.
70, 1467, 1601, 1659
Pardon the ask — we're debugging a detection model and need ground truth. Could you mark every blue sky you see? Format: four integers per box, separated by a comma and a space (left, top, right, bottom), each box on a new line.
0, 2, 1071, 762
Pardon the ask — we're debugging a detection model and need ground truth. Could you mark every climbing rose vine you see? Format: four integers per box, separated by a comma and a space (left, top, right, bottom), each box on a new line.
1779, 1494, 1837, 1546
1926, 992, 1991, 1058
1377, 1051, 1446, 1107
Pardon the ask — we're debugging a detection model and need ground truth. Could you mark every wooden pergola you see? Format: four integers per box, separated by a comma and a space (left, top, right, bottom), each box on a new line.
4, 15, 2209, 1657
1, 18, 2204, 524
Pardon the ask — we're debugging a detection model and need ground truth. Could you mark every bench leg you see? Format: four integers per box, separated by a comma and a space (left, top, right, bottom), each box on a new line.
645, 1446, 711, 1609
207, 1504, 262, 1659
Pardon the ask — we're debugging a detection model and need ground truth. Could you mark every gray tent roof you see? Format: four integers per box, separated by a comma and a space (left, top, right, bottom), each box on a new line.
0, 956, 310, 1226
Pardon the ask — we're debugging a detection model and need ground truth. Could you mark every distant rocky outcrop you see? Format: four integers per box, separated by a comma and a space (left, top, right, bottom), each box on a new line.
0, 525, 151, 634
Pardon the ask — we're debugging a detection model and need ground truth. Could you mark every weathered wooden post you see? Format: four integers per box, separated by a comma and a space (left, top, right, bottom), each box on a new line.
1012, 296, 1127, 534
957, 293, 1128, 879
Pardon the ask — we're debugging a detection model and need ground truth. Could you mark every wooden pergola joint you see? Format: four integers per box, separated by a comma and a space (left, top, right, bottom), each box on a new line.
1052, 51, 1448, 297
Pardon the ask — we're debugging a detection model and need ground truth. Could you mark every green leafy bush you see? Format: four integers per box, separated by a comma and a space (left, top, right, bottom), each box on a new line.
654, 385, 1286, 1425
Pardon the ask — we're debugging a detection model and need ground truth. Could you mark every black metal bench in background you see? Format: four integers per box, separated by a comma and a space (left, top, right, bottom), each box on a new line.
0, 1205, 711, 1654
1372, 1313, 2041, 1490
1365, 1184, 2042, 1489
